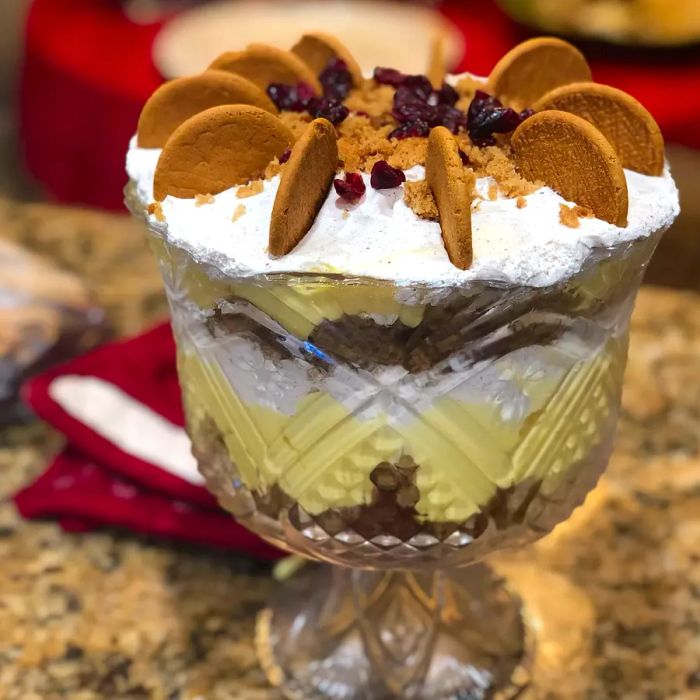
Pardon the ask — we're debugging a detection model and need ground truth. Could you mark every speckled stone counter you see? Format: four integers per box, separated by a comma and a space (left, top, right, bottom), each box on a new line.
1, 196, 700, 699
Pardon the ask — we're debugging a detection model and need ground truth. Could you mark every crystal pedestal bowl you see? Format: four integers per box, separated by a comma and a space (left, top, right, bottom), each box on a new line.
129, 186, 660, 699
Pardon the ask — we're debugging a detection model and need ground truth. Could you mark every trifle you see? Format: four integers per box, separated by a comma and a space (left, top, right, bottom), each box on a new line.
126, 34, 679, 698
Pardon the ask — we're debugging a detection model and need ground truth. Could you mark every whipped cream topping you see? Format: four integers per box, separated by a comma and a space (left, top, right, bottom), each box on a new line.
126, 136, 679, 288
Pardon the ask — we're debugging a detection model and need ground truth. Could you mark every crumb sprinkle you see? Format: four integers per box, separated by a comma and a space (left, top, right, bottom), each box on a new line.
403, 180, 438, 220
516, 196, 527, 209
488, 183, 499, 201
195, 193, 215, 207
232, 204, 247, 223
559, 203, 581, 228
147, 202, 166, 222
342, 209, 350, 220
236, 180, 264, 199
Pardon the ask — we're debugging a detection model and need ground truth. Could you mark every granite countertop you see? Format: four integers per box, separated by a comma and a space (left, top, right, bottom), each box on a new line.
1, 195, 700, 699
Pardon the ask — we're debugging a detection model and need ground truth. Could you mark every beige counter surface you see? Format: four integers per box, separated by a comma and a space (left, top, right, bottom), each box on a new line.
1, 197, 700, 699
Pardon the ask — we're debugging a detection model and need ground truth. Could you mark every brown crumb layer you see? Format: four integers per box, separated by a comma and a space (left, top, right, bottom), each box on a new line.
404, 180, 438, 219
266, 78, 545, 217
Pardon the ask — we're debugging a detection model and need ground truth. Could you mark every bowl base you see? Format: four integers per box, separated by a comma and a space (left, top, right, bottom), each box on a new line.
256, 563, 530, 699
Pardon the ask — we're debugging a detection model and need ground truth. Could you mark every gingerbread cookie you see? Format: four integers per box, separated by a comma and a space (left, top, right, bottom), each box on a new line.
512, 110, 629, 227
137, 70, 277, 148
269, 118, 338, 256
427, 36, 446, 89
153, 105, 294, 200
487, 37, 592, 109
209, 44, 322, 94
291, 32, 363, 87
426, 126, 476, 270
534, 82, 664, 176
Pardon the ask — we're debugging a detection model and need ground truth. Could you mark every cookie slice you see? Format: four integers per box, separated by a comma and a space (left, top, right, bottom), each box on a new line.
512, 110, 629, 227
426, 126, 476, 270
209, 44, 322, 94
534, 82, 665, 176
427, 36, 446, 89
153, 105, 294, 200
291, 32, 363, 87
487, 37, 592, 108
269, 118, 338, 256
137, 70, 277, 148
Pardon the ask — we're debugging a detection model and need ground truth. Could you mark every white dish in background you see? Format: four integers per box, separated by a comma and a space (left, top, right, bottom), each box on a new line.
153, 0, 464, 78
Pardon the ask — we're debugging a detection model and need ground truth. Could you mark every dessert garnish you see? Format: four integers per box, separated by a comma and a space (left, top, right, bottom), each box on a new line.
534, 82, 665, 176
267, 81, 317, 111
153, 105, 294, 200
209, 43, 322, 94
512, 110, 629, 226
389, 74, 463, 139
269, 118, 339, 256
136, 32, 672, 270
137, 70, 276, 148
373, 67, 407, 87
467, 90, 533, 146
291, 32, 364, 88
370, 161, 406, 189
194, 193, 215, 206
267, 74, 350, 125
427, 36, 446, 89
426, 126, 475, 270
232, 204, 246, 222
333, 172, 366, 202
487, 37, 592, 108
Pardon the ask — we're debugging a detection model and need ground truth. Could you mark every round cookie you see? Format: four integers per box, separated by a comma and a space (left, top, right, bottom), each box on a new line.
427, 36, 446, 89
487, 37, 592, 108
512, 110, 629, 227
269, 118, 338, 256
137, 70, 277, 149
291, 32, 363, 87
153, 105, 294, 201
426, 126, 476, 270
209, 44, 322, 94
533, 82, 664, 176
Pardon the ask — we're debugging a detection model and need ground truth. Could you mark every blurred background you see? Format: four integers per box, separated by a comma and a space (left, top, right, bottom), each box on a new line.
0, 3, 699, 697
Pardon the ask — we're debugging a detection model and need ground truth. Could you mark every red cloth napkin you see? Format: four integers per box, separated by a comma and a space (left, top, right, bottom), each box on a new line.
14, 322, 282, 559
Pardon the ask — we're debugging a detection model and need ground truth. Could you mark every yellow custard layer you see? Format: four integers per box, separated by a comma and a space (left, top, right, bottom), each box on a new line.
179, 334, 627, 522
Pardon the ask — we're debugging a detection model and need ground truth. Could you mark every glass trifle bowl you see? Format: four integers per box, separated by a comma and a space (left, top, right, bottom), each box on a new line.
127, 177, 664, 697
126, 29, 680, 698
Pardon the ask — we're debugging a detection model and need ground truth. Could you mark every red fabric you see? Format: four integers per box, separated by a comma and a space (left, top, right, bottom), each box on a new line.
20, 0, 700, 211
15, 321, 282, 559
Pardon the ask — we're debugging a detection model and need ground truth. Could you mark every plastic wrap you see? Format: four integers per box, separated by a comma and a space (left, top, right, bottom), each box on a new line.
0, 239, 107, 424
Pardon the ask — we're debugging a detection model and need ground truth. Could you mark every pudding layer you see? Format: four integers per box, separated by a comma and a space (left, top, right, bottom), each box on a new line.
177, 325, 627, 522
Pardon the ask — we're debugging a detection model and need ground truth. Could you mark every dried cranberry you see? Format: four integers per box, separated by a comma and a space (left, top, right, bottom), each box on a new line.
267, 82, 316, 111
334, 172, 366, 202
392, 87, 434, 123
308, 97, 350, 125
373, 67, 407, 87
431, 104, 465, 133
434, 81, 459, 106
279, 148, 292, 164
320, 58, 353, 100
467, 90, 530, 146
402, 74, 434, 102
519, 108, 536, 121
388, 121, 430, 140
370, 161, 406, 189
